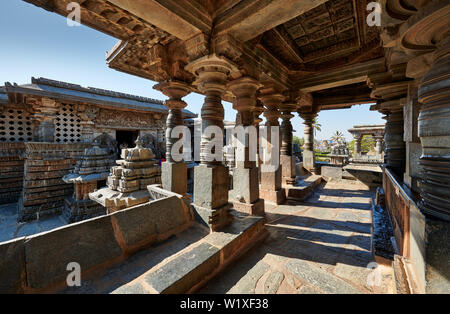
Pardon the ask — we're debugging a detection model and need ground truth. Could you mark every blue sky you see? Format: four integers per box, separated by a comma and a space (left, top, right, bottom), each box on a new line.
0, 0, 383, 141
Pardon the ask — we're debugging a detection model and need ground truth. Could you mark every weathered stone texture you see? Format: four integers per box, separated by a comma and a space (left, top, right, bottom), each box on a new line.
0, 143, 25, 205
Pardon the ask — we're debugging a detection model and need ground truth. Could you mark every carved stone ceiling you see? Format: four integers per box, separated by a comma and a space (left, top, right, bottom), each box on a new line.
261, 0, 382, 72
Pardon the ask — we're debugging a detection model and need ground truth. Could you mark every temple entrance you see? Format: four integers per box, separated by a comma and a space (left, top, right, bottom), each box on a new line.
116, 130, 139, 153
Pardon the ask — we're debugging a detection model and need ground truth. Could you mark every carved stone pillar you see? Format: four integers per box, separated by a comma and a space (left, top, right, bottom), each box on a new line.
299, 111, 317, 173
418, 36, 450, 221
228, 77, 264, 215
259, 94, 286, 205
32, 98, 58, 142
185, 55, 236, 231
154, 81, 190, 196
280, 102, 297, 185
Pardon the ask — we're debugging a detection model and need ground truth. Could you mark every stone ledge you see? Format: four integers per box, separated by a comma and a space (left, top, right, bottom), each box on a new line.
284, 175, 322, 201
0, 192, 194, 293
112, 212, 267, 294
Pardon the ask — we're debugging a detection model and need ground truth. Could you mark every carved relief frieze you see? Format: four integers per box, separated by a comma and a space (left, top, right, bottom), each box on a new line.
96, 109, 162, 130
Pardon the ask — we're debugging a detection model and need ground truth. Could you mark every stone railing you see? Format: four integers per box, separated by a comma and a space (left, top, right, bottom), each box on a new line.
0, 192, 193, 293
0, 142, 26, 205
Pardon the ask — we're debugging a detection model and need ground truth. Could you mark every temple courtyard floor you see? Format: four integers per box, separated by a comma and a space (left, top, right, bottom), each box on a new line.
199, 180, 395, 294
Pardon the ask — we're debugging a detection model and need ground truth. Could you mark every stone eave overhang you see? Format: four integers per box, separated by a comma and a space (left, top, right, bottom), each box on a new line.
3, 80, 196, 118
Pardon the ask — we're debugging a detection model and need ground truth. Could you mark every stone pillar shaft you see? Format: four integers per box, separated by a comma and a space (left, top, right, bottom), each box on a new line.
384, 107, 406, 175
280, 103, 297, 185
300, 112, 317, 173
259, 94, 286, 205
185, 55, 236, 231
228, 77, 264, 215
154, 81, 190, 196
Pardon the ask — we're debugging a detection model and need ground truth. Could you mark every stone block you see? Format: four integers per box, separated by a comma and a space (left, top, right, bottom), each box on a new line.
260, 188, 286, 205
24, 215, 123, 289
303, 150, 315, 171
232, 198, 265, 216
280, 155, 296, 180
230, 166, 259, 204
192, 202, 233, 232
260, 167, 282, 191
321, 165, 343, 180
162, 162, 187, 195
112, 196, 189, 249
0, 237, 26, 293
144, 243, 220, 293
193, 164, 229, 209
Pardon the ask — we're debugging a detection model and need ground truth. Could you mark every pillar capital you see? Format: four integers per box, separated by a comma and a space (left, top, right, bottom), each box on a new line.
228, 76, 261, 125
153, 80, 190, 110
185, 54, 238, 96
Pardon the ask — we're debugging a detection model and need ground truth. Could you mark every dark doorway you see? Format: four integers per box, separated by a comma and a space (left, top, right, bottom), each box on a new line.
116, 130, 139, 153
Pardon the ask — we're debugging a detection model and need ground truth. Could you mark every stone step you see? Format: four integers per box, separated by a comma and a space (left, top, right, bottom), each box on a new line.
284, 175, 322, 201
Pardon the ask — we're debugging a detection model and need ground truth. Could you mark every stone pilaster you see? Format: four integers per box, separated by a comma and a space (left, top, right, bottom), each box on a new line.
417, 36, 450, 221
280, 102, 297, 185
299, 111, 317, 173
228, 77, 264, 216
154, 80, 190, 196
259, 93, 286, 205
185, 55, 237, 231
32, 98, 58, 142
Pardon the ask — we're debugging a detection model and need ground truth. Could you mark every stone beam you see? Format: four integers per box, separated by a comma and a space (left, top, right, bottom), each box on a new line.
107, 0, 211, 40
214, 0, 328, 42
295, 58, 386, 92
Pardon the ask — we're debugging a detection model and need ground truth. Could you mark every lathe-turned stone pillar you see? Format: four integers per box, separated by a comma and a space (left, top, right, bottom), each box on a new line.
185, 55, 236, 231
418, 36, 450, 221
32, 98, 59, 142
259, 94, 286, 205
154, 81, 190, 196
280, 102, 297, 185
228, 77, 264, 215
299, 111, 317, 173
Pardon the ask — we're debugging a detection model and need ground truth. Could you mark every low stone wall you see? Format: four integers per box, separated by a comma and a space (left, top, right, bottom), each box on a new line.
0, 192, 193, 293
19, 142, 91, 221
382, 168, 450, 294
0, 143, 25, 205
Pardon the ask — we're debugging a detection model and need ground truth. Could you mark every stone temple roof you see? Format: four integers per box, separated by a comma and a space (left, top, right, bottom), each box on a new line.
2, 77, 196, 118
0, 88, 8, 104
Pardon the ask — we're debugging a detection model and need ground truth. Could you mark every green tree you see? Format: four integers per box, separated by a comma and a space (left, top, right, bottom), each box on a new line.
331, 131, 344, 143
293, 136, 304, 146
348, 135, 376, 153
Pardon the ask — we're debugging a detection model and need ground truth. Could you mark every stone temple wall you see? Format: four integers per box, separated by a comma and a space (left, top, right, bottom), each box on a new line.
19, 142, 91, 222
0, 143, 26, 205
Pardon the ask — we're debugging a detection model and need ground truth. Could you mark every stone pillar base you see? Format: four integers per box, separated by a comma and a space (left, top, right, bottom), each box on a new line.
230, 167, 259, 204
302, 150, 315, 172
192, 203, 233, 232
162, 162, 187, 195
193, 164, 229, 208
260, 188, 286, 205
281, 155, 296, 185
232, 198, 265, 216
